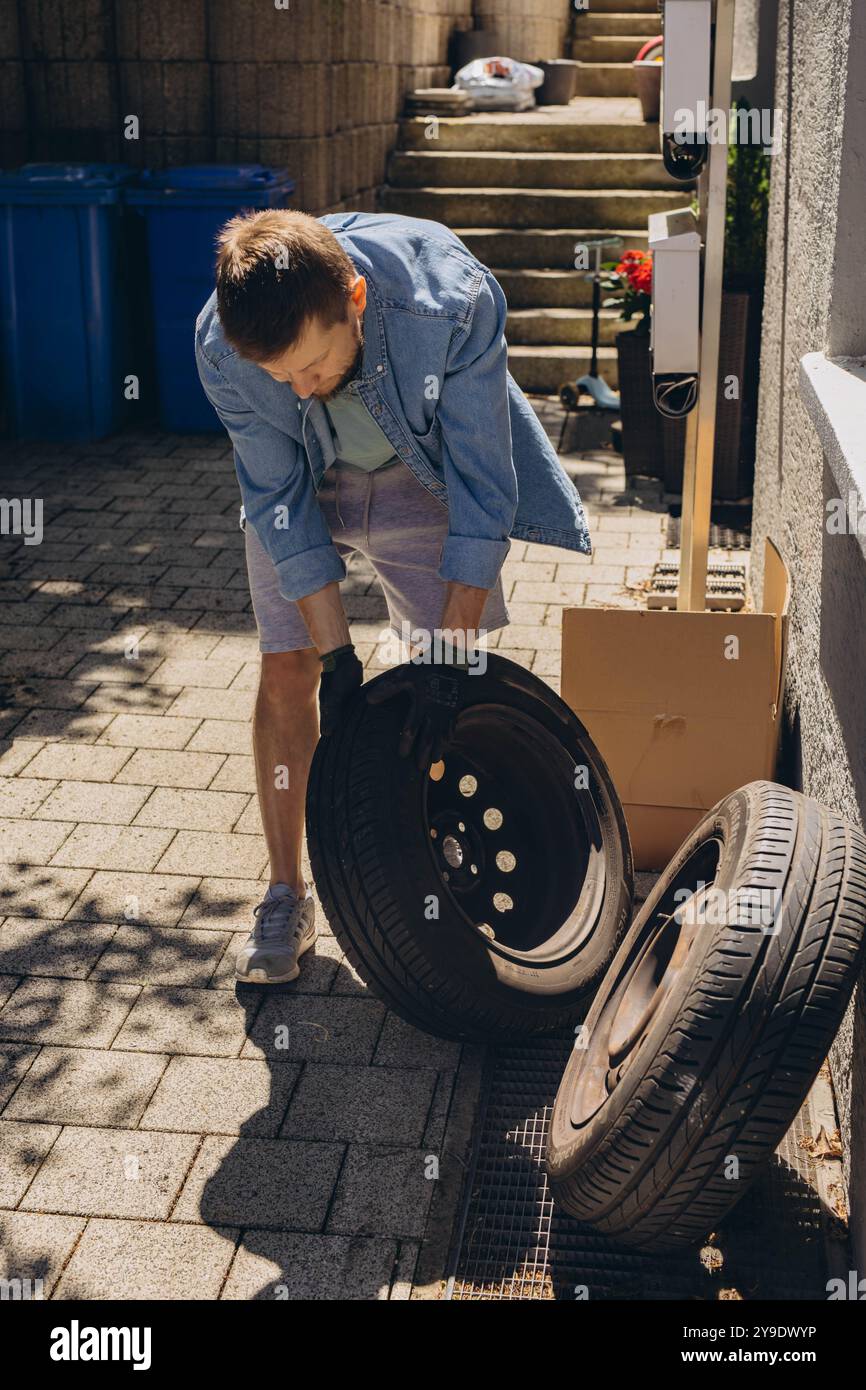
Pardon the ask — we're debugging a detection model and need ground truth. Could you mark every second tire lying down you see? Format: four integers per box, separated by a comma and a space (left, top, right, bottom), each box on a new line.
306, 653, 633, 1041
546, 781, 866, 1250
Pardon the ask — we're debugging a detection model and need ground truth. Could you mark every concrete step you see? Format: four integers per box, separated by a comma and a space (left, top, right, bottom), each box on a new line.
507, 344, 620, 394
454, 227, 648, 268
494, 268, 599, 308
506, 307, 620, 346
577, 13, 661, 37
585, 0, 658, 11
379, 185, 683, 228
573, 63, 637, 97
389, 149, 681, 191
388, 150, 676, 191
398, 113, 658, 153
573, 35, 658, 63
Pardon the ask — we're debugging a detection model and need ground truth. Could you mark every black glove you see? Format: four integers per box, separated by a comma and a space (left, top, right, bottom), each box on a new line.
366, 651, 468, 770
318, 643, 363, 735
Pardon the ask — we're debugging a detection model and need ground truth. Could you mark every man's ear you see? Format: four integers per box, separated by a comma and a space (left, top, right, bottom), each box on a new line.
350, 275, 367, 316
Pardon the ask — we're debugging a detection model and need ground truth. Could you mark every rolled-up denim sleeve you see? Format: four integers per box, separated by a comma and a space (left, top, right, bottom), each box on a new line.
436, 271, 516, 590
196, 339, 345, 602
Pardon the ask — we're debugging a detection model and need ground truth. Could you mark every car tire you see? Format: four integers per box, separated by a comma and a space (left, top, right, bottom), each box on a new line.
546, 781, 866, 1249
306, 653, 633, 1040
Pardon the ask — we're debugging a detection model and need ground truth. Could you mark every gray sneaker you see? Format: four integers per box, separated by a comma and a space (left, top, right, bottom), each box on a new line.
235, 885, 317, 984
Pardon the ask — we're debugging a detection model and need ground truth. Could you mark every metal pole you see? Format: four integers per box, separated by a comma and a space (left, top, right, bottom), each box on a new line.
677, 0, 736, 612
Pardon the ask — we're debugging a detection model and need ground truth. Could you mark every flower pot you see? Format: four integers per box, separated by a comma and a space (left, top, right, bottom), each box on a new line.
536, 59, 578, 106
615, 327, 664, 481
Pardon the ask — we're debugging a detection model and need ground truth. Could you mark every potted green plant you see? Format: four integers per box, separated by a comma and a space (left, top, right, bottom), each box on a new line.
603, 249, 663, 479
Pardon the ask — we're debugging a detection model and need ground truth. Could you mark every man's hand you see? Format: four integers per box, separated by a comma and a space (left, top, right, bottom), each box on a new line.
367, 652, 468, 770
318, 644, 363, 736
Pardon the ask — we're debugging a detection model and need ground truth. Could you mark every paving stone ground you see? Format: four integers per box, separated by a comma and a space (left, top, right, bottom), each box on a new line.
0, 406, 742, 1299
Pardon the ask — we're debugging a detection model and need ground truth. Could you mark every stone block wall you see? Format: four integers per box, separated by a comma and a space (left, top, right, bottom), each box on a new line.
0, 0, 476, 212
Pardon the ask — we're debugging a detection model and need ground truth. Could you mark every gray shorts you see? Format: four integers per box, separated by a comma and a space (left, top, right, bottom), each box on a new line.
244, 459, 510, 654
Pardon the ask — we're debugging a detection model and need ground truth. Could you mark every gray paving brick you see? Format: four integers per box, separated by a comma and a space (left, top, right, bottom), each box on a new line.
3, 1047, 166, 1127
114, 748, 225, 789
66, 870, 199, 927
0, 1042, 39, 1108
0, 740, 44, 776
155, 830, 267, 879
91, 923, 231, 987
282, 1064, 436, 1145
0, 1119, 62, 1205
185, 719, 252, 755
171, 1135, 343, 1230
0, 917, 115, 978
0, 817, 75, 864
141, 1055, 299, 1137
34, 779, 151, 825
0, 1211, 86, 1297
207, 754, 256, 793
150, 658, 243, 689
243, 995, 386, 1066
54, 1218, 238, 1300
168, 686, 256, 722
0, 865, 92, 921
112, 985, 254, 1057
326, 1145, 435, 1239
176, 877, 263, 930
0, 973, 21, 1006
133, 787, 249, 832
221, 1231, 396, 1300
0, 776, 55, 818
373, 1012, 461, 1071
20, 1125, 200, 1219
10, 709, 115, 742
98, 714, 201, 749
23, 742, 132, 782
50, 823, 175, 872
0, 976, 138, 1047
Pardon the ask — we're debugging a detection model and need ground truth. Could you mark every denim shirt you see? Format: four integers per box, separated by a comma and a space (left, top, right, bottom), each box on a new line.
195, 211, 591, 602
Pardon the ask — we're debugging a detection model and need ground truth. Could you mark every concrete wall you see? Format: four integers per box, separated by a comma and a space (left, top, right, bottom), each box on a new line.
751, 0, 866, 1268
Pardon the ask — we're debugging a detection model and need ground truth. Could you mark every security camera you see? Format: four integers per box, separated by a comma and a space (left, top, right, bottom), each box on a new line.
660, 0, 713, 181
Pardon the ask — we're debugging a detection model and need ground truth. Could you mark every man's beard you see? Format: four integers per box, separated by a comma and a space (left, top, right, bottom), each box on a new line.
316, 321, 365, 401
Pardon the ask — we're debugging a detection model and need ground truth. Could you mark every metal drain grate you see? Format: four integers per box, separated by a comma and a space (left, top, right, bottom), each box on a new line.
666, 505, 752, 551
447, 1034, 837, 1301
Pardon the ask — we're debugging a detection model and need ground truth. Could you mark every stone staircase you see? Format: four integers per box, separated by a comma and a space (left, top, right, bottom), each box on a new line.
571, 0, 661, 96
379, 3, 680, 395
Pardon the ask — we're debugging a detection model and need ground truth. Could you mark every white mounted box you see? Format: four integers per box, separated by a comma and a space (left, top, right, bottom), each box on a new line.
649, 206, 702, 375
661, 0, 713, 143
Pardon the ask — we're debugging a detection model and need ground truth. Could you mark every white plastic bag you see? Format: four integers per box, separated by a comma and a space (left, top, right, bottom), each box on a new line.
454, 56, 545, 112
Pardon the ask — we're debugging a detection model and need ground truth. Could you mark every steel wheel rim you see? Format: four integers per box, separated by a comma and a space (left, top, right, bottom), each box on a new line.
423, 703, 604, 962
568, 837, 722, 1128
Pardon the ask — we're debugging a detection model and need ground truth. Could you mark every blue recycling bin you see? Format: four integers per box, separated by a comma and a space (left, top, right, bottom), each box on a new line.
0, 163, 142, 440
128, 165, 296, 432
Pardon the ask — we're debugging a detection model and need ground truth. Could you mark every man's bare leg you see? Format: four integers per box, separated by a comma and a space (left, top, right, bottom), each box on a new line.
252, 648, 321, 893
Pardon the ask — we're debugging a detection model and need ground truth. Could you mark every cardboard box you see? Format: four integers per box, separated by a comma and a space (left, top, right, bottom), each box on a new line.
561, 538, 791, 871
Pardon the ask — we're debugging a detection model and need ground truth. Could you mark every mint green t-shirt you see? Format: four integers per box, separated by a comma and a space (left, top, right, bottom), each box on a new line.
323, 380, 398, 472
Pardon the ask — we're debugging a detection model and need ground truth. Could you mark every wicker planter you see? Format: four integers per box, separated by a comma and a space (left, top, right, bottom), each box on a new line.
615, 326, 663, 480
662, 284, 763, 500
